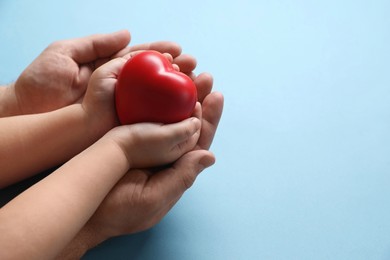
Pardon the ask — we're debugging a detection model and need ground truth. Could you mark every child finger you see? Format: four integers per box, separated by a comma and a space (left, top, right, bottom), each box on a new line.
192, 102, 202, 121
162, 117, 201, 146
91, 57, 127, 81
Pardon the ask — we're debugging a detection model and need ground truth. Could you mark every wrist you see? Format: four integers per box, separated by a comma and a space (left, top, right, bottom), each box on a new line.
71, 104, 115, 152
81, 104, 119, 142
0, 83, 22, 117
101, 126, 135, 169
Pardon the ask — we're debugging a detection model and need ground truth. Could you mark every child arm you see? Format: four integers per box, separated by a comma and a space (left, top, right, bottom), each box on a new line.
0, 115, 200, 260
0, 104, 104, 188
0, 57, 201, 260
0, 54, 123, 188
0, 134, 129, 260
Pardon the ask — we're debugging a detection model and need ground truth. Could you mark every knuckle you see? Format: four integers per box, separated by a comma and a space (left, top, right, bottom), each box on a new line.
47, 40, 65, 50
182, 122, 195, 139
181, 172, 196, 190
185, 124, 194, 138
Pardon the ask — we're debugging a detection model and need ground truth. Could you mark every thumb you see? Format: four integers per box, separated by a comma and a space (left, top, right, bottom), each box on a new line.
86, 57, 128, 105
174, 150, 215, 189
149, 150, 215, 201
90, 57, 127, 83
67, 30, 131, 63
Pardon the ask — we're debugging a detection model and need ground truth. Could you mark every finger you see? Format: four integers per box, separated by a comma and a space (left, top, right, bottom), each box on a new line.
115, 41, 182, 59
172, 54, 197, 73
77, 64, 94, 89
192, 102, 202, 119
64, 30, 131, 63
129, 52, 179, 72
173, 64, 180, 71
93, 57, 111, 69
117, 49, 157, 60
90, 57, 127, 82
121, 52, 139, 61
174, 102, 202, 153
197, 92, 224, 150
194, 73, 213, 103
188, 72, 197, 81
148, 150, 215, 201
163, 53, 173, 63
163, 117, 201, 147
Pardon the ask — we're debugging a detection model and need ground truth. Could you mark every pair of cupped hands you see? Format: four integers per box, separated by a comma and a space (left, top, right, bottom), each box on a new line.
7, 30, 223, 251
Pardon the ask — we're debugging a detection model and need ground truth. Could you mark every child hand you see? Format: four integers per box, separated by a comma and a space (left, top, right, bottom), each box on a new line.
103, 102, 202, 168
81, 57, 127, 136
81, 52, 194, 138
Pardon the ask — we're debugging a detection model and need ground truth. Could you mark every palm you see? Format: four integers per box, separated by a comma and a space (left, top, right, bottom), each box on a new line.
90, 150, 216, 237
87, 77, 224, 238
88, 168, 157, 236
11, 30, 192, 115
14, 51, 90, 114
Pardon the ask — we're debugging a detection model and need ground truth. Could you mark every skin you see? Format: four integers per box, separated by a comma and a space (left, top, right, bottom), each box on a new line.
57, 80, 224, 260
0, 30, 202, 187
0, 30, 196, 117
0, 56, 206, 260
0, 30, 224, 259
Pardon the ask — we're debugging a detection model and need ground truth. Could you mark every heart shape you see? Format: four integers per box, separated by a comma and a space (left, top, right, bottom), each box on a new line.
115, 51, 197, 125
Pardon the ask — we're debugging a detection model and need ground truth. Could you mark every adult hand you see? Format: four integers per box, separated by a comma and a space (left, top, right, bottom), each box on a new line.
9, 30, 129, 115
57, 74, 224, 259
7, 30, 192, 116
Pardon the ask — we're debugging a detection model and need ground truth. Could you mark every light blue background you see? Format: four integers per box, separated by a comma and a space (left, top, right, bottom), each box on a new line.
1, 0, 390, 259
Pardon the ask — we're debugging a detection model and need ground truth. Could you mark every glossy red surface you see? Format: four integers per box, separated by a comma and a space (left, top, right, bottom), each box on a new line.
115, 51, 197, 125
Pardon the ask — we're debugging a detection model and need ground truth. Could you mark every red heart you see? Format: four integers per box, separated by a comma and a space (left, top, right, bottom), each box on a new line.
115, 51, 197, 125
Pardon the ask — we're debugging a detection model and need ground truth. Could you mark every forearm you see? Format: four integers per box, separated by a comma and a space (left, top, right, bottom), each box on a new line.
0, 84, 20, 117
0, 104, 103, 188
0, 136, 129, 260
56, 221, 107, 260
